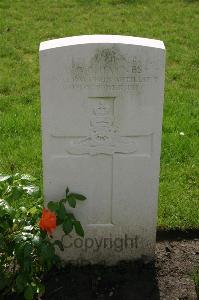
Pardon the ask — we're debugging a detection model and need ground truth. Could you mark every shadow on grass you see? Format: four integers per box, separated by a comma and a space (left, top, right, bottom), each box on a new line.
157, 228, 199, 241
183, 0, 199, 3
109, 0, 146, 4
43, 260, 160, 300
74, 0, 101, 5
75, 0, 145, 5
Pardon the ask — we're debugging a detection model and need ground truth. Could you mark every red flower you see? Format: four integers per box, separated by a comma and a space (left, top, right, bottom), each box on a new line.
39, 208, 56, 235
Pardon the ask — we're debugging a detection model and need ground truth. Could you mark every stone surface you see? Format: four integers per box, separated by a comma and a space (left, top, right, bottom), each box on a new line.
40, 35, 165, 264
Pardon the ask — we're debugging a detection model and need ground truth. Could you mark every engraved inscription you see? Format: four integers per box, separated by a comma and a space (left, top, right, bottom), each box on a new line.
68, 47, 158, 91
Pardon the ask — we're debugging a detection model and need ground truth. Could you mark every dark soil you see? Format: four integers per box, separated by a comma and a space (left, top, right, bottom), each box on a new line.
4, 237, 199, 300
42, 239, 199, 300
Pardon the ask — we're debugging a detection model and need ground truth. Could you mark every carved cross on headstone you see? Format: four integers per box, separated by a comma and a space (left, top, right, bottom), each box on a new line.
51, 96, 152, 226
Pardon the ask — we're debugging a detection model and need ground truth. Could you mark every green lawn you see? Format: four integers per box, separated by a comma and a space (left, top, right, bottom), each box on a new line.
0, 0, 198, 229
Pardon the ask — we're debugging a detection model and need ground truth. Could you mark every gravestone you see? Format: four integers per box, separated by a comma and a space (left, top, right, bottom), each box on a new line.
40, 35, 165, 264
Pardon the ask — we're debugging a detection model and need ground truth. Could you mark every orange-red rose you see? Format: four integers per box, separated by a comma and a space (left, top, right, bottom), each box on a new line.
39, 208, 56, 235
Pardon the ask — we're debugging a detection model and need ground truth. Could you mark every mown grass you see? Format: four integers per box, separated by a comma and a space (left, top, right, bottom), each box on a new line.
0, 0, 198, 229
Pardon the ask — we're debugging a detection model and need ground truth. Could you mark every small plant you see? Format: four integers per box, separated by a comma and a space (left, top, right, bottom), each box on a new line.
0, 173, 86, 299
192, 269, 199, 298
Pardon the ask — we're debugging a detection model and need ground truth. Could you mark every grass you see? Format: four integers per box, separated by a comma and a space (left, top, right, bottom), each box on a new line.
192, 269, 199, 298
0, 0, 198, 229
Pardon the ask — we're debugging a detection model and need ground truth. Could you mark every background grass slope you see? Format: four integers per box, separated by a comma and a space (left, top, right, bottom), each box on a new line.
0, 0, 198, 229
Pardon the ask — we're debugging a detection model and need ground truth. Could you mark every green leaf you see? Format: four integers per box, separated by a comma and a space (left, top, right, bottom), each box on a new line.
24, 285, 33, 300
0, 175, 12, 182
20, 174, 36, 182
65, 186, 69, 197
58, 202, 67, 221
36, 282, 45, 296
54, 240, 64, 251
60, 198, 67, 204
70, 193, 86, 201
14, 239, 33, 269
32, 234, 40, 246
0, 199, 14, 216
23, 225, 33, 232
68, 195, 76, 208
73, 221, 84, 237
23, 243, 32, 258
40, 243, 55, 261
28, 206, 38, 216
16, 273, 27, 292
23, 185, 39, 197
67, 212, 76, 221
23, 259, 32, 273
48, 201, 59, 213
0, 275, 9, 291
20, 206, 27, 214
0, 233, 5, 250
63, 218, 73, 235
8, 185, 24, 199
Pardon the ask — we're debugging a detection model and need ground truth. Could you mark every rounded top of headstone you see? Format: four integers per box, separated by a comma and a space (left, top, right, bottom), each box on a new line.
39, 35, 165, 52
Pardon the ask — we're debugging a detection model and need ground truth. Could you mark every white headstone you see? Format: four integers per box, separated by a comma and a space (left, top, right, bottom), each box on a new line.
40, 35, 165, 264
